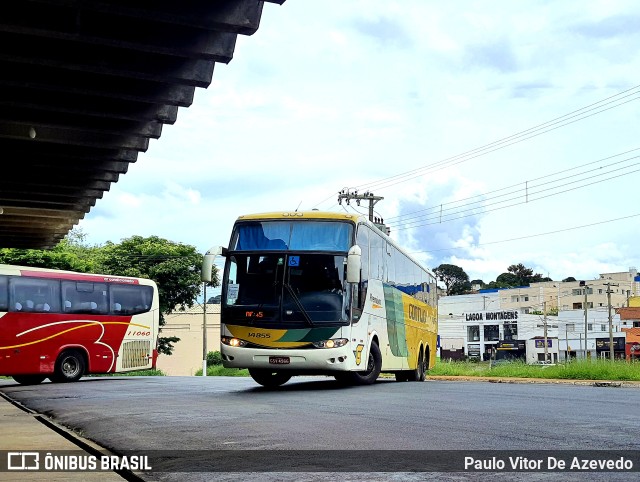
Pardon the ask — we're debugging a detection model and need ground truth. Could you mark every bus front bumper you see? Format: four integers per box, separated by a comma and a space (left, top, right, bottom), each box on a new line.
221, 345, 353, 372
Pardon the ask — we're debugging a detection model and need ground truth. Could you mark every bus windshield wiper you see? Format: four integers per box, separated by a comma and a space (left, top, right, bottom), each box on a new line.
283, 283, 315, 327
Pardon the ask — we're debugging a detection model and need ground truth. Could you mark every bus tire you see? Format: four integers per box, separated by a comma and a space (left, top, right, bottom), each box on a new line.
408, 348, 426, 382
349, 341, 382, 385
51, 349, 85, 383
12, 375, 46, 385
416, 349, 426, 382
248, 369, 292, 388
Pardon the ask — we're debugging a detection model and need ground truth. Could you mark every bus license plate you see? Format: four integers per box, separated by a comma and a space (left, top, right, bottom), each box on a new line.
269, 356, 290, 365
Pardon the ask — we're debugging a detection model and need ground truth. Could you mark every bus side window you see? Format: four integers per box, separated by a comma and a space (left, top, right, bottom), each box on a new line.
9, 277, 60, 313
110, 285, 153, 315
61, 281, 108, 314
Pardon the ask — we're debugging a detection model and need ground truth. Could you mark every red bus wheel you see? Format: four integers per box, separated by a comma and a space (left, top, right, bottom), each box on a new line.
51, 350, 85, 383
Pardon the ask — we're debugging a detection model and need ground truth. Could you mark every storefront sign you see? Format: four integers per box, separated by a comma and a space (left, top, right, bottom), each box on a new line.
534, 339, 553, 348
595, 337, 625, 351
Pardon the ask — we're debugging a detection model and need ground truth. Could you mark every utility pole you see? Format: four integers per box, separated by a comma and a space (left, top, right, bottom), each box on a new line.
338, 189, 384, 223
543, 301, 549, 363
580, 281, 589, 360
565, 322, 569, 362
605, 282, 619, 361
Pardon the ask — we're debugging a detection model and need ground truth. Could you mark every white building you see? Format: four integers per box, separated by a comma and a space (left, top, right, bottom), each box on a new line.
437, 268, 637, 362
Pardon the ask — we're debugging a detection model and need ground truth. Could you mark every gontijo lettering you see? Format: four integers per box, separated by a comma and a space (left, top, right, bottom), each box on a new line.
408, 304, 429, 323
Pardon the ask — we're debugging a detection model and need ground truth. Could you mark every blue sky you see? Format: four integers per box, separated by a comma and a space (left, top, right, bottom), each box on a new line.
79, 0, 640, 284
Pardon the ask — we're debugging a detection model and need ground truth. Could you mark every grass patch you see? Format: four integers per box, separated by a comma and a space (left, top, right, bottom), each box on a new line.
88, 369, 166, 377
429, 359, 640, 381
194, 350, 249, 376
195, 366, 249, 377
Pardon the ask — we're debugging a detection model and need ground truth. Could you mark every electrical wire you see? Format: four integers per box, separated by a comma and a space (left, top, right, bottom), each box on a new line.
355, 86, 640, 193
384, 148, 640, 224
310, 84, 640, 209
407, 212, 640, 255
389, 157, 640, 230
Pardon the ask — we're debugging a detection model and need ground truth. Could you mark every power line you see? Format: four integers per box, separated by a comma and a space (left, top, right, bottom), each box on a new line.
355, 86, 640, 193
311, 84, 640, 209
384, 147, 640, 224
388, 153, 640, 230
407, 212, 640, 255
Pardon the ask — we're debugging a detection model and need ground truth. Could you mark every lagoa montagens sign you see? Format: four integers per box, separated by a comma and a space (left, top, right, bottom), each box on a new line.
465, 311, 518, 322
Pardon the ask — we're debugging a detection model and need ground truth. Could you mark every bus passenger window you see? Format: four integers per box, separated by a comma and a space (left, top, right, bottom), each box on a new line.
61, 281, 108, 314
110, 285, 153, 315
9, 277, 60, 313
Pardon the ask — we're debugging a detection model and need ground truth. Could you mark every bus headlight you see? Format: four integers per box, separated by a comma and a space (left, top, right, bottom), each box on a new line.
312, 338, 348, 349
221, 336, 247, 347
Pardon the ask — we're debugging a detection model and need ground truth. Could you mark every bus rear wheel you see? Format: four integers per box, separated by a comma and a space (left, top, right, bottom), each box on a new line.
12, 375, 46, 385
407, 348, 426, 382
51, 350, 85, 383
248, 369, 292, 388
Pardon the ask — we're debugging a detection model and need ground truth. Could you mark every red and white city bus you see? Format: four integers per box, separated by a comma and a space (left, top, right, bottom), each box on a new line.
0, 264, 159, 385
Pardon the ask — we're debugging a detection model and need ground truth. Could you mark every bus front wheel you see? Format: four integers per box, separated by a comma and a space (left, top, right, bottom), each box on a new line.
248, 369, 292, 388
12, 375, 46, 385
51, 350, 85, 383
348, 342, 382, 385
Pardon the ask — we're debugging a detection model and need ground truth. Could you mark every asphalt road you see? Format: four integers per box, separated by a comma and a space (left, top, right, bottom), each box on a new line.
1, 376, 639, 481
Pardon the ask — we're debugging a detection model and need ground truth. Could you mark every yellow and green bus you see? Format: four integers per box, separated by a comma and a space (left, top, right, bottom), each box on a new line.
202, 211, 437, 387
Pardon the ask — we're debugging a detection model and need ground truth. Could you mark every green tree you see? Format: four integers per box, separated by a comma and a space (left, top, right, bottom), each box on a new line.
505, 263, 551, 286
0, 228, 98, 272
485, 280, 514, 289
507, 264, 534, 285
94, 235, 218, 355
433, 263, 471, 295
563, 276, 576, 282
496, 272, 519, 287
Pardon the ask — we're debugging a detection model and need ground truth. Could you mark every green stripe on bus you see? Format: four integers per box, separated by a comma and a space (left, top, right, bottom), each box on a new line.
383, 284, 409, 357
276, 327, 339, 342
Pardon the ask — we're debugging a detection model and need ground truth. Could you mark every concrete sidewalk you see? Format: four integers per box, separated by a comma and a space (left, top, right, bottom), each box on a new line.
0, 394, 127, 481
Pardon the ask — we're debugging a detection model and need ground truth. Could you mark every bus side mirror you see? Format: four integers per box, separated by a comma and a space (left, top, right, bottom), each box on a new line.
346, 245, 361, 284
202, 246, 226, 282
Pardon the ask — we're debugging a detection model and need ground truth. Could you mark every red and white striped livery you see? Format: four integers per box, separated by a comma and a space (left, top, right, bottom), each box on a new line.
0, 264, 159, 385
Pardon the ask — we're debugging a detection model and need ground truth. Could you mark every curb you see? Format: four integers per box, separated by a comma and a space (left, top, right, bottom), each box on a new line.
426, 375, 640, 388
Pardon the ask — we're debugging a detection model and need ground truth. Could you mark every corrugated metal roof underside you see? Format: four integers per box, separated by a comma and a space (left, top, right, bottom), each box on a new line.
0, 0, 285, 249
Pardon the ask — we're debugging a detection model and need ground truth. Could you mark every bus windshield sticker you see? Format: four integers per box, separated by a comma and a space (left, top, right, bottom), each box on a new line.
288, 256, 300, 267
227, 284, 239, 303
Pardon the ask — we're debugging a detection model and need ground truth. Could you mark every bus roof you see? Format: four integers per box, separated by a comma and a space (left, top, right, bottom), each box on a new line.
0, 263, 156, 286
236, 211, 361, 222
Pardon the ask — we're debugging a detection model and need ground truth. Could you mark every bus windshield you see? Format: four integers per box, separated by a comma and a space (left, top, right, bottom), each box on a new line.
231, 220, 353, 252
223, 253, 349, 327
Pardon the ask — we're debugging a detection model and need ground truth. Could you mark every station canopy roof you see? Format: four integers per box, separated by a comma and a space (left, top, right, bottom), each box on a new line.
0, 0, 284, 249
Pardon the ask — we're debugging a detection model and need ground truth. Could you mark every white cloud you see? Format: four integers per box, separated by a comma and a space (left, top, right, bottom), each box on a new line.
79, 0, 640, 284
